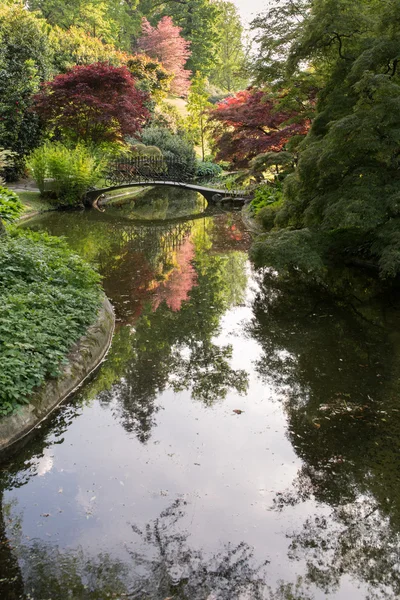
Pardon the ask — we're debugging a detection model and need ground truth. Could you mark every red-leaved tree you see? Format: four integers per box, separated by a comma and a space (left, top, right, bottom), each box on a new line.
33, 63, 150, 143
138, 17, 191, 96
208, 89, 310, 167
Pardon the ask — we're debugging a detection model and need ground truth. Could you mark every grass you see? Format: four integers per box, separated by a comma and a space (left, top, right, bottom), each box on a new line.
14, 190, 53, 217
165, 95, 188, 119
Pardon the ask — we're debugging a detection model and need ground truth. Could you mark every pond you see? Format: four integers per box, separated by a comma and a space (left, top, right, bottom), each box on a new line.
1, 188, 400, 599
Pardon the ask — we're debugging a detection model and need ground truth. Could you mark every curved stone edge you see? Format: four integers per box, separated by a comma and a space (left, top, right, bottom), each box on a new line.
0, 296, 115, 456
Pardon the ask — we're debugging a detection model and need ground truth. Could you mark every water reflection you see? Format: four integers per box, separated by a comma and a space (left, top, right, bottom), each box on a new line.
107, 186, 208, 220
248, 270, 400, 599
0, 492, 313, 600
2, 199, 400, 599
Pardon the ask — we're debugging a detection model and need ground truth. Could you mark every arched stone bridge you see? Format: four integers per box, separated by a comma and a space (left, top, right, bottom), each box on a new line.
85, 156, 253, 206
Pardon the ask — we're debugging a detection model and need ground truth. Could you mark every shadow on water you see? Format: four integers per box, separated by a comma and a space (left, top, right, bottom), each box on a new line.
2, 187, 400, 599
248, 269, 400, 598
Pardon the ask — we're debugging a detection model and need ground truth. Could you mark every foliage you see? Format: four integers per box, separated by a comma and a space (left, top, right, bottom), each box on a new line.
251, 0, 400, 279
138, 16, 191, 96
0, 148, 17, 185
186, 73, 212, 160
209, 1, 249, 92
50, 25, 130, 73
195, 160, 222, 180
0, 228, 101, 414
208, 89, 310, 167
150, 101, 185, 132
28, 0, 141, 51
0, 3, 54, 179
138, 0, 222, 76
249, 151, 298, 181
140, 126, 196, 175
0, 187, 24, 223
251, 228, 326, 280
250, 183, 283, 226
251, 0, 312, 86
28, 142, 104, 206
33, 62, 150, 144
126, 53, 172, 99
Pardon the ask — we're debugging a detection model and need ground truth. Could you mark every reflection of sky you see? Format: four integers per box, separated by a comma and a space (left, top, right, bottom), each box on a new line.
1, 207, 387, 600
3, 284, 370, 599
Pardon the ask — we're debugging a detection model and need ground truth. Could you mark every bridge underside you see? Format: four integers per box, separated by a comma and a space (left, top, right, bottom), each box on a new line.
86, 181, 245, 206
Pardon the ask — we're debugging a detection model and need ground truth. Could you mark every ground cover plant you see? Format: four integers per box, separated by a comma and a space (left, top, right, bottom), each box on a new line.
0, 229, 102, 415
0, 187, 24, 224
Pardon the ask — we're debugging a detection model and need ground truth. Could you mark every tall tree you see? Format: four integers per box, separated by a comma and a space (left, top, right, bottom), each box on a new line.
27, 0, 141, 51
33, 63, 150, 143
0, 2, 54, 178
138, 0, 222, 76
138, 16, 191, 95
209, 1, 249, 92
186, 74, 211, 160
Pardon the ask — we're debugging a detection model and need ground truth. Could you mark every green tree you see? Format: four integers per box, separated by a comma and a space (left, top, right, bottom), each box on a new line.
251, 0, 400, 280
209, 1, 249, 92
27, 0, 141, 50
186, 73, 212, 160
0, 3, 54, 179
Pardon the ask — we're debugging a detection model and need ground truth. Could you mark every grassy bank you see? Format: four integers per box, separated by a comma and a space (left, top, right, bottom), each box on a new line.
0, 228, 102, 415
16, 190, 53, 217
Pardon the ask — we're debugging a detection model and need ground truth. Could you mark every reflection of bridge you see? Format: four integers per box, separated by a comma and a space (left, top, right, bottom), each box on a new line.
86, 157, 252, 206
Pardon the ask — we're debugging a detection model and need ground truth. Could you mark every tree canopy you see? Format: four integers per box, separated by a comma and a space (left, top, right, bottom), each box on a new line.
33, 62, 150, 143
208, 89, 310, 167
138, 16, 191, 96
249, 0, 400, 279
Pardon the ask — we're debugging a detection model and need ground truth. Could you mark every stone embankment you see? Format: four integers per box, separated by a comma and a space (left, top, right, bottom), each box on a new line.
0, 297, 115, 456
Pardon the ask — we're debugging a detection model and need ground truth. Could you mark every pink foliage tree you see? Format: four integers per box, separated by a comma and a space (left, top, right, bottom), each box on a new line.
152, 238, 197, 312
138, 16, 191, 96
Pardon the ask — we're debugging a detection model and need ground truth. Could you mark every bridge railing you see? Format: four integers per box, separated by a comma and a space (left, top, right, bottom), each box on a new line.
104, 156, 194, 186
102, 156, 254, 199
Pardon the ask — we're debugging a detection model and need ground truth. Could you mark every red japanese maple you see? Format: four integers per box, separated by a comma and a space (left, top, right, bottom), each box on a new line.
138, 17, 191, 96
33, 63, 150, 143
208, 89, 310, 167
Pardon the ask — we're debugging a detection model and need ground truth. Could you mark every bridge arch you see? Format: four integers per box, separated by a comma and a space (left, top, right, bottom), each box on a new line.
85, 157, 251, 207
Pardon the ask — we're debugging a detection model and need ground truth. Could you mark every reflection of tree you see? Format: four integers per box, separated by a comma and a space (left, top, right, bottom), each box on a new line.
248, 270, 400, 599
116, 186, 207, 220
0, 495, 313, 600
44, 212, 250, 442
95, 226, 249, 440
127, 499, 270, 599
0, 401, 86, 599
0, 494, 24, 599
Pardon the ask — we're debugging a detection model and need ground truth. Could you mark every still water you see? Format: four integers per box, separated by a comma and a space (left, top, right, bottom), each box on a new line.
1, 188, 400, 599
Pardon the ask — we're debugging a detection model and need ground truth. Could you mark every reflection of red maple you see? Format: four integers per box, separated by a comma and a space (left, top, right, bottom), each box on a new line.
152, 238, 197, 312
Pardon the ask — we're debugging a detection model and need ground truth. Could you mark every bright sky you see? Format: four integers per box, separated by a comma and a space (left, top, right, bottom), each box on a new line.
231, 0, 269, 24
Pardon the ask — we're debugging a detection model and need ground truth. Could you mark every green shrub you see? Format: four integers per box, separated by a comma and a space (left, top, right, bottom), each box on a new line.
0, 187, 24, 223
28, 142, 104, 206
248, 183, 283, 230
257, 202, 283, 231
139, 127, 196, 177
195, 160, 222, 180
0, 229, 102, 415
250, 229, 326, 280
250, 183, 283, 215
